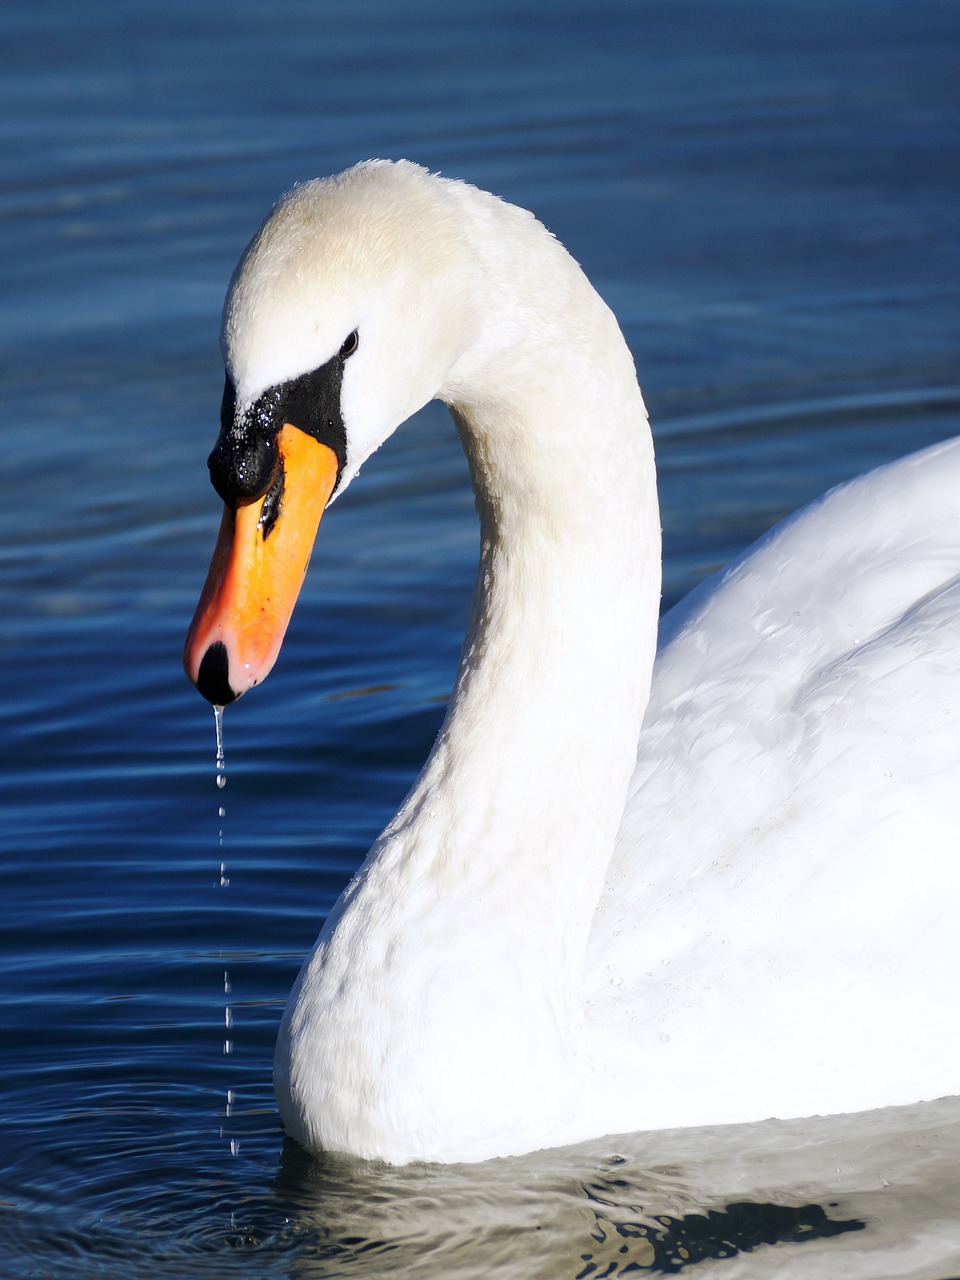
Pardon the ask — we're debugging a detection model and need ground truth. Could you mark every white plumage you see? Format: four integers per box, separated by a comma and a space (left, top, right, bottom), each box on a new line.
212, 160, 960, 1163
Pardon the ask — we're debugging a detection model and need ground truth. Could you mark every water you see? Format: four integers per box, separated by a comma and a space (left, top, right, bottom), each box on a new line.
2, 0, 959, 1275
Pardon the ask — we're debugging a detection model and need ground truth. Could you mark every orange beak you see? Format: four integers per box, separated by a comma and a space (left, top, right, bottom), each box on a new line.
183, 424, 339, 705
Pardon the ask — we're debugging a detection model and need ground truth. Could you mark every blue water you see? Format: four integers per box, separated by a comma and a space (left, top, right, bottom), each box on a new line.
2, 1, 959, 1275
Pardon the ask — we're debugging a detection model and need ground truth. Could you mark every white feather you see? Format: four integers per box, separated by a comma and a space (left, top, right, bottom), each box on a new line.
219, 160, 960, 1163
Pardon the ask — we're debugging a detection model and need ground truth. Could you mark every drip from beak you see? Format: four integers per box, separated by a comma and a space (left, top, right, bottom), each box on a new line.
183, 425, 340, 705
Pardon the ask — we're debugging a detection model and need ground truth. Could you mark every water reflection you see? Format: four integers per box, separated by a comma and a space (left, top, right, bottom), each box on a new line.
268, 1100, 960, 1279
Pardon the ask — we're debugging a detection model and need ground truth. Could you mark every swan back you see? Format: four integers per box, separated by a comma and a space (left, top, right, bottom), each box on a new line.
588, 436, 960, 1125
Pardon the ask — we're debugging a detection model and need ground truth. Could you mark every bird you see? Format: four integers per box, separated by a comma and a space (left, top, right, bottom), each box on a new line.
184, 159, 960, 1165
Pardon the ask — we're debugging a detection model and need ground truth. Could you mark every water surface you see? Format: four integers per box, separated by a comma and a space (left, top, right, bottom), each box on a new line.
2, 1, 959, 1276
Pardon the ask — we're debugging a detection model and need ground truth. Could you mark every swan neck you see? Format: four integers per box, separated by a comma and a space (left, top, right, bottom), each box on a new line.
430, 385, 658, 950
276, 179, 662, 1160
390, 201, 664, 962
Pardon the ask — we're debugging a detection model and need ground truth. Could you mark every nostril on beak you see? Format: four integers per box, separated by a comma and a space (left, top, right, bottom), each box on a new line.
195, 641, 239, 706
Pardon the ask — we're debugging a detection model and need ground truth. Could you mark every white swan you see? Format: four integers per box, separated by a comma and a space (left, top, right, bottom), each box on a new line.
184, 160, 960, 1165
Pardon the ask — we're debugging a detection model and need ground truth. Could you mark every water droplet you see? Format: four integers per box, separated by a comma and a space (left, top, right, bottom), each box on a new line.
214, 705, 226, 777
225, 1008, 233, 1029
224, 1039, 233, 1055
660, 1034, 670, 1043
214, 707, 228, 843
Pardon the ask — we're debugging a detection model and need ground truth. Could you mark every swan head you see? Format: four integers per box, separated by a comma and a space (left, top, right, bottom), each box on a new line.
183, 160, 479, 705
222, 160, 479, 488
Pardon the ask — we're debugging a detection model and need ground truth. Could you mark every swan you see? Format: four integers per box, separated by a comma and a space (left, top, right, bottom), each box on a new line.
184, 159, 960, 1165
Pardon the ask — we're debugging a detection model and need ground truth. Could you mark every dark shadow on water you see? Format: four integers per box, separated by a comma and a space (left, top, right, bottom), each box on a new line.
576, 1194, 863, 1276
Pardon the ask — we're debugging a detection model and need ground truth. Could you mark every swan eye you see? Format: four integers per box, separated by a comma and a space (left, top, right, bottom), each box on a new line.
338, 330, 359, 360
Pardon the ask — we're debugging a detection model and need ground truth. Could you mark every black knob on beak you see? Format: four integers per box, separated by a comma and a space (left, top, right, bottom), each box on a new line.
207, 428, 279, 506
208, 375, 280, 506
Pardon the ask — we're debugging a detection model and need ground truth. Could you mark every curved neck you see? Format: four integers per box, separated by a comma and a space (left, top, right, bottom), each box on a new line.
364, 198, 662, 990
279, 190, 662, 1159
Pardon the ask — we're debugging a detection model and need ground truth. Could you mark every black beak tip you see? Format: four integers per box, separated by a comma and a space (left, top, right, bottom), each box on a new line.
195, 641, 240, 706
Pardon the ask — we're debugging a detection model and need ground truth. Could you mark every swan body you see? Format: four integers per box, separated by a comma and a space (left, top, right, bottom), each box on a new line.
186, 160, 960, 1164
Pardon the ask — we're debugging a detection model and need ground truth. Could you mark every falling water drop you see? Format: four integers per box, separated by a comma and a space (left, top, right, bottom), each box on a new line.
211, 705, 237, 1149
214, 705, 226, 788
214, 705, 228, 855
